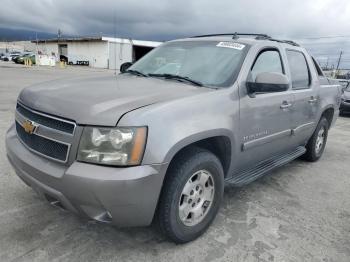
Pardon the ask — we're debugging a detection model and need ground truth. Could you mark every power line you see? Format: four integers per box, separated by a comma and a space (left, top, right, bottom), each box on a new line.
311, 53, 350, 57
300, 41, 350, 45
314, 57, 350, 62
297, 35, 350, 40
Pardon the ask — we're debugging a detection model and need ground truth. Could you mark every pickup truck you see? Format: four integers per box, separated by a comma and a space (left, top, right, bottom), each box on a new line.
340, 80, 350, 114
6, 33, 342, 243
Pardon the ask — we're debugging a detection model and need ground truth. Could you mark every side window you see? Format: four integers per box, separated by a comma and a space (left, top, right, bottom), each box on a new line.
251, 50, 283, 81
286, 50, 310, 89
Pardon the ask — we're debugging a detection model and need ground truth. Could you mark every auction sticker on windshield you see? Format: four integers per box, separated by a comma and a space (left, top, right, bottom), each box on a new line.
216, 42, 245, 50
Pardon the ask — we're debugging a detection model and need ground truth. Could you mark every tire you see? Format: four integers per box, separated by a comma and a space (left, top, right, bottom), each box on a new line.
156, 147, 224, 243
302, 117, 329, 162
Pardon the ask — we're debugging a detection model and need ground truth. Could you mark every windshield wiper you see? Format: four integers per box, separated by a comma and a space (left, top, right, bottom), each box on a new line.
124, 69, 148, 77
148, 73, 203, 87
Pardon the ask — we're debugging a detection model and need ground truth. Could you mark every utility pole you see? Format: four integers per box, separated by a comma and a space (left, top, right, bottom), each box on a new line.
57, 29, 61, 62
35, 32, 38, 66
336, 51, 343, 70
35, 32, 38, 52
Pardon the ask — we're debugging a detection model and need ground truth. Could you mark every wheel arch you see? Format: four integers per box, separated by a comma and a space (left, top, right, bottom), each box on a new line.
163, 129, 235, 179
152, 131, 233, 225
319, 106, 335, 127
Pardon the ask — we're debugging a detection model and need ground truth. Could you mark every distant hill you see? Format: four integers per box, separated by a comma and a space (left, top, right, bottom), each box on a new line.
0, 27, 175, 42
0, 28, 59, 41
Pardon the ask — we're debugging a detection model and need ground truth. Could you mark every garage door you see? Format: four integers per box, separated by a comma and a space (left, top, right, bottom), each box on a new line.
108, 42, 133, 70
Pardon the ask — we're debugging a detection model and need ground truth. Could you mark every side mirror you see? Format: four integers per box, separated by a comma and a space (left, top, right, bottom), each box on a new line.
120, 62, 133, 73
247, 72, 289, 95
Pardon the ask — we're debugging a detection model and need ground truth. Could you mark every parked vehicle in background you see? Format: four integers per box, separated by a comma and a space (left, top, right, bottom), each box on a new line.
6, 33, 342, 243
3, 51, 21, 61
13, 52, 34, 64
14, 54, 36, 65
340, 80, 350, 114
1, 53, 8, 61
12, 56, 20, 63
338, 79, 350, 90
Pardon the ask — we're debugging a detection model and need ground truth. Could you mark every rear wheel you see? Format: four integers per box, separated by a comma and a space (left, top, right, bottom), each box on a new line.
157, 147, 224, 243
302, 117, 329, 162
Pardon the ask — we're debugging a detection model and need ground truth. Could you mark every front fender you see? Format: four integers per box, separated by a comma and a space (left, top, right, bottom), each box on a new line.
117, 86, 240, 167
163, 128, 235, 164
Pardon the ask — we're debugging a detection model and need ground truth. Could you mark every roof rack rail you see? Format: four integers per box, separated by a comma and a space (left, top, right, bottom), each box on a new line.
269, 38, 300, 46
253, 35, 300, 46
190, 33, 300, 47
281, 40, 300, 46
191, 33, 271, 39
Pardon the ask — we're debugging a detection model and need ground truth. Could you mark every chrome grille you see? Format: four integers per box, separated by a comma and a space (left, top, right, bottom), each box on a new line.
16, 103, 75, 134
16, 122, 69, 162
15, 102, 76, 163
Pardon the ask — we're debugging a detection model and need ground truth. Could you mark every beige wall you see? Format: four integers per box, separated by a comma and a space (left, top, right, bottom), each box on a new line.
36, 41, 108, 67
35, 39, 147, 69
67, 41, 108, 68
108, 41, 133, 70
36, 42, 59, 58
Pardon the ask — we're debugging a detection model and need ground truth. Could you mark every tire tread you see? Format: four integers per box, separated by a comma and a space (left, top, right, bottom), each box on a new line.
156, 146, 223, 243
302, 117, 329, 162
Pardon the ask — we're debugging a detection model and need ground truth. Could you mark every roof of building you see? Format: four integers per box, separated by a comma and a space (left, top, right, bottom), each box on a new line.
101, 37, 161, 47
33, 36, 162, 47
34, 36, 103, 43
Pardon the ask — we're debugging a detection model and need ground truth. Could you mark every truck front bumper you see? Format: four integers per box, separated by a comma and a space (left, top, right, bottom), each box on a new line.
5, 124, 167, 227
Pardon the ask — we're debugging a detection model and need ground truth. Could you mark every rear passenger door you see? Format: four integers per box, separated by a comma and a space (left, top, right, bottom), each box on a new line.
237, 47, 295, 171
285, 49, 319, 146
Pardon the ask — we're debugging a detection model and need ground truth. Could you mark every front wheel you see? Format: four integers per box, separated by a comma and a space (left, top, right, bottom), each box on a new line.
302, 117, 329, 162
156, 147, 224, 243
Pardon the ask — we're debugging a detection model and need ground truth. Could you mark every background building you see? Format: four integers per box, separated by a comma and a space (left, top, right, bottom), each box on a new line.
0, 41, 35, 54
33, 36, 162, 69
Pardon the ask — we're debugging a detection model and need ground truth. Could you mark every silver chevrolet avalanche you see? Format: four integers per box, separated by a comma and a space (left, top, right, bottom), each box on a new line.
6, 33, 342, 243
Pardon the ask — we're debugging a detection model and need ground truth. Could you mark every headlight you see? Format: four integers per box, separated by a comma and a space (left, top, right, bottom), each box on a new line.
77, 126, 147, 166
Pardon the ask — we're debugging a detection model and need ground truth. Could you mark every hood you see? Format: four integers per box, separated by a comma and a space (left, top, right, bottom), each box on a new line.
18, 74, 210, 126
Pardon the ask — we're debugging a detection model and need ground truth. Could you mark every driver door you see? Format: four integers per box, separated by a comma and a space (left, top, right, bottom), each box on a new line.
236, 47, 295, 172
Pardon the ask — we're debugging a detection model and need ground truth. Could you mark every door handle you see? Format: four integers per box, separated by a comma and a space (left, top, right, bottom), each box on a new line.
280, 101, 292, 110
308, 97, 318, 104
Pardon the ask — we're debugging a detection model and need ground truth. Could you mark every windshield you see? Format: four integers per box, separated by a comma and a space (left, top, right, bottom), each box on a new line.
128, 41, 249, 88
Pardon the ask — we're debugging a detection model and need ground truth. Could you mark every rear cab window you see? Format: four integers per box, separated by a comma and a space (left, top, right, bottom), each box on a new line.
311, 56, 330, 85
311, 57, 324, 76
286, 50, 311, 89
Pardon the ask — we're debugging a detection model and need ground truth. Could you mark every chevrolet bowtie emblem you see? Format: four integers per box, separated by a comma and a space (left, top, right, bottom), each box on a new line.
22, 120, 37, 134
